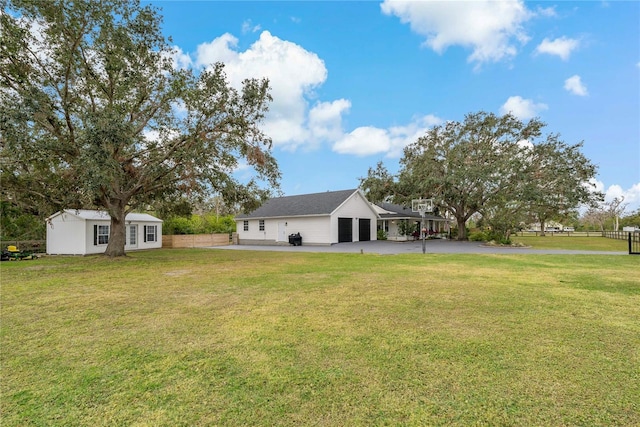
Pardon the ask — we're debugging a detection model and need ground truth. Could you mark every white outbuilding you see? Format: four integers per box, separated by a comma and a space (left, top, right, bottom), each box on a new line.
235, 189, 379, 246
46, 209, 163, 255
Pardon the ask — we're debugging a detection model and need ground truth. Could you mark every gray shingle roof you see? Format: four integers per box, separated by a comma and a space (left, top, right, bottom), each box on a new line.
376, 202, 445, 221
236, 189, 359, 219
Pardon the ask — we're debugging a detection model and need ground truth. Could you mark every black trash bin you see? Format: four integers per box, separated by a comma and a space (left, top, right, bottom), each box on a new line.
288, 233, 302, 246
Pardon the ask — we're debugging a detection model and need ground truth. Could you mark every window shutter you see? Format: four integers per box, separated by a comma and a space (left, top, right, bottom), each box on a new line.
144, 225, 147, 242
93, 225, 98, 246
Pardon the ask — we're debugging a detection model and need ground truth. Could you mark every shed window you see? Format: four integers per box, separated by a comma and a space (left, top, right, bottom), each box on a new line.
243, 220, 249, 231
259, 220, 265, 231
144, 225, 157, 242
94, 225, 109, 245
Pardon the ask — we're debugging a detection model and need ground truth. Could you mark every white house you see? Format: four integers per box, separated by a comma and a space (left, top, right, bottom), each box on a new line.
373, 202, 450, 241
235, 189, 379, 246
46, 209, 163, 255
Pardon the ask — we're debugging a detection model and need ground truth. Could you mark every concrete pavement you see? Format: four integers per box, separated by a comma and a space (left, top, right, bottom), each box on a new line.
211, 239, 627, 255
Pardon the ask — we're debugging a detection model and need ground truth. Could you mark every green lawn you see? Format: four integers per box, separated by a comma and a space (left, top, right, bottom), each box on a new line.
511, 235, 629, 251
2, 250, 639, 426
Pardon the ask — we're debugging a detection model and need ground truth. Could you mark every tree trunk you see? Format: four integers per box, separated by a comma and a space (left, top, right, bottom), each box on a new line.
455, 216, 467, 240
104, 200, 127, 257
539, 219, 546, 237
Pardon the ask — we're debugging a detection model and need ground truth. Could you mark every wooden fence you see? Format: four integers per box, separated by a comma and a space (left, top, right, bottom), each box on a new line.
162, 234, 230, 249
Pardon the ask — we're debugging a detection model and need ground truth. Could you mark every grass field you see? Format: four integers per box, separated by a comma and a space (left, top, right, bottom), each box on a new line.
510, 235, 629, 251
2, 249, 639, 426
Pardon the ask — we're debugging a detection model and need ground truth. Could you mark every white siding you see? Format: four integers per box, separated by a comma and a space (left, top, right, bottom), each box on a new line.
46, 211, 162, 255
331, 191, 378, 243
47, 212, 87, 255
236, 216, 332, 245
235, 190, 379, 246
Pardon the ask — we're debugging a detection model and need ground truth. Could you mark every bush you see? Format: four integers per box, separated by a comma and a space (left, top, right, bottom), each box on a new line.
377, 229, 387, 240
469, 230, 489, 241
162, 214, 236, 235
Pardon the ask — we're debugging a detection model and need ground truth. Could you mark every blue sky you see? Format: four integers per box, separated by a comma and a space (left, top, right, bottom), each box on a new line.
150, 0, 640, 212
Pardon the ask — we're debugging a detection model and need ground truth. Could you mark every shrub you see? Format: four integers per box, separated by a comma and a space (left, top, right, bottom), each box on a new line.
162, 214, 236, 235
469, 230, 489, 241
377, 229, 388, 240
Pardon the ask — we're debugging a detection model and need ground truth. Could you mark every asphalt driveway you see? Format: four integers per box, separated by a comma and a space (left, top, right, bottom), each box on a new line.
212, 239, 627, 255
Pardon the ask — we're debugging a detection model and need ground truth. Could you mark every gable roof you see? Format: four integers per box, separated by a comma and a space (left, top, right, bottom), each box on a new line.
236, 189, 366, 219
48, 209, 162, 222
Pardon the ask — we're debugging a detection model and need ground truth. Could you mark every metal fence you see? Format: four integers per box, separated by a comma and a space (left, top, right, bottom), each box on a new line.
601, 231, 631, 240
628, 233, 640, 255
601, 231, 640, 254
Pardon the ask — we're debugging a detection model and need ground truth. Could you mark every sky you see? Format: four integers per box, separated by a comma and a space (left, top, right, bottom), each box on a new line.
149, 0, 640, 213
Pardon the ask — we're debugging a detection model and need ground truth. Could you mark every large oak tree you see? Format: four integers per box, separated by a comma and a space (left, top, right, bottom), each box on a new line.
361, 111, 601, 241
398, 112, 543, 240
1, 0, 280, 256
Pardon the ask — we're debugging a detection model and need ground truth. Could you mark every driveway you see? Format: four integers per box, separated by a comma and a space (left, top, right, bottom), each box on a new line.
212, 239, 627, 255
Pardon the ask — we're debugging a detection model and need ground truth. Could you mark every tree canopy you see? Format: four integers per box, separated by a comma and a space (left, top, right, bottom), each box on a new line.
360, 111, 601, 241
1, 0, 280, 256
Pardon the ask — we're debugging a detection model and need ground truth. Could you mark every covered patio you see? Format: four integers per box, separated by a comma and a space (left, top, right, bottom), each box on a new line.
372, 202, 450, 241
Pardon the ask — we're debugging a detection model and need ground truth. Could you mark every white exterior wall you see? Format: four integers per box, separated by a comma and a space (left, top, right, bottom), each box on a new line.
47, 212, 87, 255
234, 190, 379, 246
236, 216, 332, 245
286, 216, 332, 245
330, 192, 378, 243
47, 212, 162, 255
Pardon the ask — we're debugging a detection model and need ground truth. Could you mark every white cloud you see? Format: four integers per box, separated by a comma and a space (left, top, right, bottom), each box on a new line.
380, 0, 531, 65
194, 31, 332, 150
564, 75, 588, 96
535, 36, 579, 61
536, 6, 557, 17
333, 127, 391, 156
500, 96, 548, 120
195, 33, 240, 67
591, 180, 640, 212
308, 99, 352, 142
332, 114, 442, 157
241, 20, 261, 34
165, 46, 192, 70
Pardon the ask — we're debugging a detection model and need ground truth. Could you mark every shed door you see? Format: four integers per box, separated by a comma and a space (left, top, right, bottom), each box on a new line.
338, 217, 352, 243
358, 219, 371, 241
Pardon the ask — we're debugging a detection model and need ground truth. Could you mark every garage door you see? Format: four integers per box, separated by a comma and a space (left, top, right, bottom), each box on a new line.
338, 217, 352, 243
358, 219, 371, 241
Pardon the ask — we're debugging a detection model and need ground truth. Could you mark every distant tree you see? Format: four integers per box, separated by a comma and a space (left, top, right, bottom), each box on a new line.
581, 206, 608, 232
620, 208, 640, 229
397, 112, 543, 240
606, 197, 627, 231
581, 197, 627, 232
1, 0, 280, 256
0, 201, 46, 240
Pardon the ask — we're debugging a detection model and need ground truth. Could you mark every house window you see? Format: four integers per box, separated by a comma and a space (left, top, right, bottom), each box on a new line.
144, 225, 157, 242
259, 220, 265, 231
243, 220, 249, 231
96, 225, 109, 245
